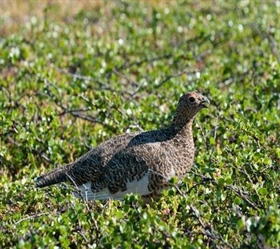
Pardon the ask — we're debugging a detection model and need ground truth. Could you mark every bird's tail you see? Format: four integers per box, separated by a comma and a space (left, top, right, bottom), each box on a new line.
35, 166, 69, 188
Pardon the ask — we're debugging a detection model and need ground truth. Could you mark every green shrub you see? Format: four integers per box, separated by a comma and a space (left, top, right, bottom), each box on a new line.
1, 1, 279, 248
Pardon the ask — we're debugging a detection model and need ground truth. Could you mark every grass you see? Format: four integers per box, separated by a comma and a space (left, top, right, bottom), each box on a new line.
0, 0, 280, 248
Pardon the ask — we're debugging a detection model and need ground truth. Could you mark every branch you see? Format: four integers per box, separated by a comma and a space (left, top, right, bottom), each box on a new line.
14, 212, 49, 225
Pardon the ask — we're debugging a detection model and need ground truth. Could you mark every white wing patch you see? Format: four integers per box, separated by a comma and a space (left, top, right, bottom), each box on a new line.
73, 182, 112, 201
167, 167, 176, 180
74, 171, 152, 201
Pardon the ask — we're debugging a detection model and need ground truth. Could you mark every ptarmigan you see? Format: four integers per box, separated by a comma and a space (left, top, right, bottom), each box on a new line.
35, 92, 209, 201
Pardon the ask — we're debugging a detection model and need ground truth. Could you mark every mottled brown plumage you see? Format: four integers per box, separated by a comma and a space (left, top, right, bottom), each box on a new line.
35, 92, 209, 200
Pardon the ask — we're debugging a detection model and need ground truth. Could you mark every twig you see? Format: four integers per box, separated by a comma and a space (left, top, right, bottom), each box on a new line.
190, 170, 260, 210
189, 205, 234, 249
14, 212, 49, 225
154, 69, 199, 89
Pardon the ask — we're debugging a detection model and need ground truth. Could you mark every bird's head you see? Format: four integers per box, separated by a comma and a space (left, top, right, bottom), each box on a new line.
173, 92, 209, 128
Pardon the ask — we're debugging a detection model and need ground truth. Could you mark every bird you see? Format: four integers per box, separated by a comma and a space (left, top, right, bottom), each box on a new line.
35, 92, 209, 201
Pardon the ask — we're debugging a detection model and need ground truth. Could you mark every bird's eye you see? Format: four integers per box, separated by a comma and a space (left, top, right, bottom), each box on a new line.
189, 97, 195, 102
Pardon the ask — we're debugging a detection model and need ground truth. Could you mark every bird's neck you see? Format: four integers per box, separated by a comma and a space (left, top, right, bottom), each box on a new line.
170, 116, 194, 138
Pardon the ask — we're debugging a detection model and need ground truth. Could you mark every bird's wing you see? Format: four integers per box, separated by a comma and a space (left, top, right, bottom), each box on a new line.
78, 142, 177, 200
35, 132, 140, 188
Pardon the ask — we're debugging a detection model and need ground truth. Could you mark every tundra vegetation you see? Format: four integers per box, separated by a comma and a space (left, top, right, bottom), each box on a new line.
0, 1, 279, 248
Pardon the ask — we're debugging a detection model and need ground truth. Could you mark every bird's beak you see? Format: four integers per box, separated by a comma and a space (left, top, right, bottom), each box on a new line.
199, 97, 210, 108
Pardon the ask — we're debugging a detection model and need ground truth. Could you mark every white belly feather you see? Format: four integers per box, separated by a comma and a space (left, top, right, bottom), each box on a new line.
74, 171, 152, 201
74, 167, 176, 201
